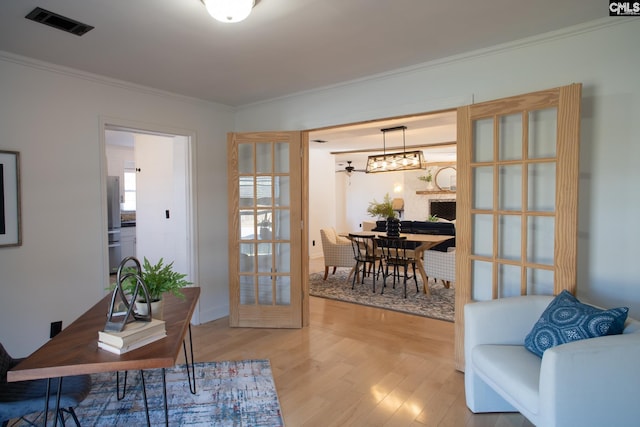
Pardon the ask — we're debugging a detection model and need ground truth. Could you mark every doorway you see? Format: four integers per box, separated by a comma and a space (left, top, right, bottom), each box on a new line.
101, 121, 197, 320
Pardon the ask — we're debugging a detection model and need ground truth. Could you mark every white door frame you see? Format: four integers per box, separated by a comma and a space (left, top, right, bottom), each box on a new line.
99, 116, 200, 323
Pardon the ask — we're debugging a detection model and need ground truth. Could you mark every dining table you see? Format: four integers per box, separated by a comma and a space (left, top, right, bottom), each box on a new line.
343, 231, 454, 296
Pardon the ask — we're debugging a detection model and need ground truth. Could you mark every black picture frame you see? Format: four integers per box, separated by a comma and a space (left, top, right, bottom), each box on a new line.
0, 150, 21, 247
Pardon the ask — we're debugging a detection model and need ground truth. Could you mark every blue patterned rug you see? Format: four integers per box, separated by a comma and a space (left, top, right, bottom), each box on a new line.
310, 268, 454, 322
13, 360, 284, 426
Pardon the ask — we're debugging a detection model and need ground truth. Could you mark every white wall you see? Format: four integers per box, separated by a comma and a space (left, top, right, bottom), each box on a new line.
0, 53, 234, 356
237, 19, 640, 317
1, 18, 638, 356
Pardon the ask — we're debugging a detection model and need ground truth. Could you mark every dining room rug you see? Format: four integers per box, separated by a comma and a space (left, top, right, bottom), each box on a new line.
14, 360, 284, 427
310, 268, 454, 322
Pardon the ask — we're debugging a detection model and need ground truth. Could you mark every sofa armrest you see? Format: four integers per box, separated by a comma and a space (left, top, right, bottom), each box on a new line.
539, 333, 640, 426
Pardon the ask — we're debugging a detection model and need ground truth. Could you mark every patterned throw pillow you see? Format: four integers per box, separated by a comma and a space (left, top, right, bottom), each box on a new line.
524, 290, 628, 357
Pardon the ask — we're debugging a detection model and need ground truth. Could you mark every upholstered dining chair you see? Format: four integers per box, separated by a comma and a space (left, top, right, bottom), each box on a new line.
423, 248, 455, 289
320, 228, 356, 280
0, 343, 92, 427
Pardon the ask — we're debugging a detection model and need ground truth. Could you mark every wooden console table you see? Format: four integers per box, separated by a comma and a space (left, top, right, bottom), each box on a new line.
8, 287, 201, 426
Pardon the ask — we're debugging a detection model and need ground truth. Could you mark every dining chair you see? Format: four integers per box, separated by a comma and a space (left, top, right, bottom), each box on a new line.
348, 233, 379, 293
423, 247, 455, 289
376, 236, 419, 298
320, 228, 356, 280
0, 343, 92, 427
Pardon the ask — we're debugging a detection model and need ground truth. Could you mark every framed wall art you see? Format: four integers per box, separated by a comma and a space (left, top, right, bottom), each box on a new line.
0, 150, 21, 247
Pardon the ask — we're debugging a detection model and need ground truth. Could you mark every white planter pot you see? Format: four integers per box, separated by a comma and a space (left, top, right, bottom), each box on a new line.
135, 299, 164, 320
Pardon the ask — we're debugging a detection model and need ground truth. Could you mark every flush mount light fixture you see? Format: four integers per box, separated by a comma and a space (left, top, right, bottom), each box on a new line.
366, 126, 425, 173
201, 0, 256, 23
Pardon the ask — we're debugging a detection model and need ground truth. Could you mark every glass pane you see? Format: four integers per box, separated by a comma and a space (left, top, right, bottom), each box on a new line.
239, 276, 255, 305
256, 176, 272, 207
472, 214, 493, 257
473, 118, 494, 162
527, 268, 554, 295
239, 211, 255, 239
256, 143, 272, 174
239, 244, 255, 273
258, 276, 273, 305
275, 243, 291, 273
471, 260, 493, 301
529, 108, 557, 159
274, 142, 289, 173
528, 162, 556, 212
499, 165, 522, 211
257, 243, 272, 273
498, 264, 521, 298
473, 166, 493, 210
274, 176, 290, 207
499, 114, 522, 161
257, 209, 272, 241
527, 216, 554, 265
498, 215, 521, 261
274, 210, 291, 240
239, 177, 254, 208
238, 143, 253, 174
276, 276, 291, 305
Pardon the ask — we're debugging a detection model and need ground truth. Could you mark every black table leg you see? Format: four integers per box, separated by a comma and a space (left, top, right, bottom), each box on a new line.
182, 324, 196, 394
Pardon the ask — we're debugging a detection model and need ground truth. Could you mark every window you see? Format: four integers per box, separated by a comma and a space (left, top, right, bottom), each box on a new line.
122, 169, 136, 211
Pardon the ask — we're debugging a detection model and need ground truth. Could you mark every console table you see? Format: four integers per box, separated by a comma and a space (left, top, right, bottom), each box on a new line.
8, 287, 200, 426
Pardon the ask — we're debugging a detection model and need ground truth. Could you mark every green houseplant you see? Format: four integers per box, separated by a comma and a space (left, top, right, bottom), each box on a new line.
120, 257, 192, 319
418, 167, 436, 190
366, 193, 397, 219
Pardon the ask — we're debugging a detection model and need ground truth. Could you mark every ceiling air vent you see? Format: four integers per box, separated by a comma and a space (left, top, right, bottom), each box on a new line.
25, 7, 94, 36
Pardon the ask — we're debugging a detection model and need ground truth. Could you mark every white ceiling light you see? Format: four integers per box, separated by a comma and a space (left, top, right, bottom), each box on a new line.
203, 0, 255, 23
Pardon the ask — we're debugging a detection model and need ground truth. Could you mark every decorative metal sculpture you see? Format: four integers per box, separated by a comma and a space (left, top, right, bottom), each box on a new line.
104, 256, 152, 332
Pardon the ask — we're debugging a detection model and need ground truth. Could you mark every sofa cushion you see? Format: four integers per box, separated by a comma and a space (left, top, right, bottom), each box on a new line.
524, 290, 628, 357
472, 344, 541, 416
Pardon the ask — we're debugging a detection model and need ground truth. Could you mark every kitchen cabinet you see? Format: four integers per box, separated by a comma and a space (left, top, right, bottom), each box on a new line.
120, 226, 136, 260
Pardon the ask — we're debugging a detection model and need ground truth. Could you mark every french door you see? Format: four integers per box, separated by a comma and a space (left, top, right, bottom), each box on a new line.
227, 131, 306, 328
454, 84, 582, 369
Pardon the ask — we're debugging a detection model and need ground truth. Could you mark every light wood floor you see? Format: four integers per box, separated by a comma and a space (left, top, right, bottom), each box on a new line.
183, 259, 532, 426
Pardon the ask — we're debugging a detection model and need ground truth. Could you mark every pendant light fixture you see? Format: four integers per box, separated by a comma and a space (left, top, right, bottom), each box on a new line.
366, 126, 425, 173
202, 0, 255, 23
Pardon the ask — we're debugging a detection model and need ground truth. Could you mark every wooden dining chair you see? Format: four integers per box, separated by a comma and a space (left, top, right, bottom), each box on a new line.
348, 233, 379, 293
376, 236, 419, 298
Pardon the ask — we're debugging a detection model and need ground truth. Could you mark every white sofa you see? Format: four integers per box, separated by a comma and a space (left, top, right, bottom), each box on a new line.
464, 295, 640, 427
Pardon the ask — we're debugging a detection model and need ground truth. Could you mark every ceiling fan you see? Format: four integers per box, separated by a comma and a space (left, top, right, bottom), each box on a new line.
336, 161, 366, 176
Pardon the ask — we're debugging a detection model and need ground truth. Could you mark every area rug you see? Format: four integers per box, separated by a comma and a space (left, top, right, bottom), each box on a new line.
310, 268, 454, 322
15, 360, 284, 427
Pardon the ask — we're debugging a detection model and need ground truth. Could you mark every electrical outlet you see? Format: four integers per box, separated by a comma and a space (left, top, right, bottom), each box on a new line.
50, 321, 62, 338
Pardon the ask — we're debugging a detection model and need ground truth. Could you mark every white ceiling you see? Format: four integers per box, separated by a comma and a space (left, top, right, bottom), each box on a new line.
0, 0, 604, 108
1, 1, 604, 163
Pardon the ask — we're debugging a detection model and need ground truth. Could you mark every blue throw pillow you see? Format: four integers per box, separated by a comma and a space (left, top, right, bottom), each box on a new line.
524, 290, 628, 357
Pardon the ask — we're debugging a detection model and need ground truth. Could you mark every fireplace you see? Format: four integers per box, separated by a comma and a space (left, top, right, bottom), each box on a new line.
429, 199, 456, 220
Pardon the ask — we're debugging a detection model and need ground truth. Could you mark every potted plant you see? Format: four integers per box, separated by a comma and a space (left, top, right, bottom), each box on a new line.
366, 193, 396, 219
121, 257, 192, 319
418, 167, 436, 190
367, 193, 400, 236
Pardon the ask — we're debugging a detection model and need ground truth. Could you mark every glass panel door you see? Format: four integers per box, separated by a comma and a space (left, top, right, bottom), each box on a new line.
228, 132, 303, 328
454, 84, 582, 370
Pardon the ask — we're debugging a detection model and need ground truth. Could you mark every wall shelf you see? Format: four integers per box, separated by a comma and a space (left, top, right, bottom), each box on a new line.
416, 190, 456, 195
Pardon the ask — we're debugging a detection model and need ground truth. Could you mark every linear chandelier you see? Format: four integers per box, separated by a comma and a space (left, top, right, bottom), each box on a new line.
366, 126, 424, 173
202, 0, 255, 23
